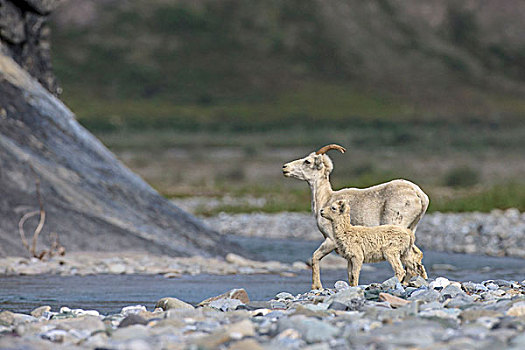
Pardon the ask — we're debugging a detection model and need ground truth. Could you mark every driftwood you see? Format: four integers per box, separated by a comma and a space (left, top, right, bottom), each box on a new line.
18, 169, 65, 260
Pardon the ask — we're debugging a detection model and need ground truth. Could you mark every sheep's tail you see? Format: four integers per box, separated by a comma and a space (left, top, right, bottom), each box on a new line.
405, 186, 429, 281
408, 185, 429, 234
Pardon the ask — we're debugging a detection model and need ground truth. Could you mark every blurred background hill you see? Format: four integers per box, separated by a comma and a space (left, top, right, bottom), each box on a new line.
49, 0, 525, 214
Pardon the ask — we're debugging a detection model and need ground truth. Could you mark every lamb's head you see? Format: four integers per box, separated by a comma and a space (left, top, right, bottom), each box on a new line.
320, 200, 350, 221
282, 144, 346, 182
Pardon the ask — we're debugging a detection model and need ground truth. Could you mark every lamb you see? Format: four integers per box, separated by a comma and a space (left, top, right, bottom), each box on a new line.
320, 200, 427, 286
283, 144, 429, 289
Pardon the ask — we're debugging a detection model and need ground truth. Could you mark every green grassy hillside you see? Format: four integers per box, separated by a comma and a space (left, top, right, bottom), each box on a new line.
49, 0, 525, 212
51, 0, 525, 130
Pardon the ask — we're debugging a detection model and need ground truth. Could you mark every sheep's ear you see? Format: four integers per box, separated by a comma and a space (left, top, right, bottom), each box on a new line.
314, 156, 323, 170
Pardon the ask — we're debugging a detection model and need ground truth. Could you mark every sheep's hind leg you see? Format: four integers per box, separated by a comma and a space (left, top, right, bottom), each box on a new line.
403, 245, 428, 280
346, 259, 354, 286
386, 252, 406, 283
417, 261, 428, 279
311, 238, 336, 290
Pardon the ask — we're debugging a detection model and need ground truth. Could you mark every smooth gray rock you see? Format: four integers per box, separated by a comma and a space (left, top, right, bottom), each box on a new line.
419, 308, 461, 320
0, 51, 237, 258
365, 319, 447, 347
30, 306, 51, 318
275, 292, 294, 300
409, 276, 429, 288
408, 288, 440, 303
270, 301, 287, 309
278, 315, 339, 344
334, 280, 350, 291
242, 301, 273, 310
40, 329, 71, 343
486, 282, 499, 291
326, 287, 365, 310
493, 280, 513, 288
444, 295, 475, 309
381, 277, 401, 290
121, 305, 147, 316
328, 301, 349, 311
440, 284, 466, 299
0, 311, 14, 326
119, 314, 149, 328
429, 277, 451, 289
111, 324, 151, 341
509, 333, 525, 349
462, 282, 488, 293
419, 301, 444, 311
209, 298, 243, 311
155, 297, 194, 311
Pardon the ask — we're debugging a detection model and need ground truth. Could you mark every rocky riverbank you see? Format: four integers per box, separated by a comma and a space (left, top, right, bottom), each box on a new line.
201, 208, 525, 258
0, 251, 316, 277
2, 276, 525, 349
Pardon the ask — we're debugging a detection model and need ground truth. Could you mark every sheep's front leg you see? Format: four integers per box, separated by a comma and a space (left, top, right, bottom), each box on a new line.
311, 238, 336, 290
349, 256, 363, 287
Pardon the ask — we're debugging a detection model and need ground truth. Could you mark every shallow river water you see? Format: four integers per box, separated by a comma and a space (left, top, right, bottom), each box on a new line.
1, 236, 524, 314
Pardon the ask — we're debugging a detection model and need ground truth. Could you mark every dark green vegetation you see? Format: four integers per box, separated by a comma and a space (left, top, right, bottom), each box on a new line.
50, 0, 525, 213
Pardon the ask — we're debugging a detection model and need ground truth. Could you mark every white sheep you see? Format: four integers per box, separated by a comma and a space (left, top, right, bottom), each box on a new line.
320, 200, 427, 286
283, 144, 429, 289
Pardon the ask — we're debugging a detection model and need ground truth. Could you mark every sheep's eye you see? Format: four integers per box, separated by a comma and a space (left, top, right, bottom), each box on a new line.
304, 160, 311, 165
331, 206, 336, 211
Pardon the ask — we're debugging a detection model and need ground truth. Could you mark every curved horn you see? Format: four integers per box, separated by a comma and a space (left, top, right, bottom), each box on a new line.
315, 144, 346, 155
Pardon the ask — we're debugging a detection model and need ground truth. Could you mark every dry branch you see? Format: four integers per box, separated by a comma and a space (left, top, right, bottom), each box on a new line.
17, 168, 64, 259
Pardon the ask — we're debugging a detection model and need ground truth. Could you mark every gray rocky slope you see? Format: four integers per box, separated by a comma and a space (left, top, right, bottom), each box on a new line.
0, 0, 234, 257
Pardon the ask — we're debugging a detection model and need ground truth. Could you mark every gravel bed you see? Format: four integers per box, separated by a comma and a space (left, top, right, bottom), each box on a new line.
0, 252, 313, 277
2, 276, 525, 349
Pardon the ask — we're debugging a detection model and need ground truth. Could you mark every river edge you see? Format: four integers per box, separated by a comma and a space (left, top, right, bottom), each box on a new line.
200, 208, 525, 258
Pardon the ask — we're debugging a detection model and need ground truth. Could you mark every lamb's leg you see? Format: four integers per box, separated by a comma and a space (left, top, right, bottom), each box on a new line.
386, 252, 406, 283
346, 259, 354, 286
349, 256, 363, 287
311, 238, 336, 290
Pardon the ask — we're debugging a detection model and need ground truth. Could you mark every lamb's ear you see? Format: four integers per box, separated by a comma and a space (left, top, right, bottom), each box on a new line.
338, 201, 346, 214
341, 200, 351, 215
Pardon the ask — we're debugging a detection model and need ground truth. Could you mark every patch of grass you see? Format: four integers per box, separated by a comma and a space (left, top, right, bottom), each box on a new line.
65, 81, 419, 133
177, 185, 312, 216
443, 166, 480, 188
194, 183, 525, 215
188, 182, 525, 215
429, 183, 525, 212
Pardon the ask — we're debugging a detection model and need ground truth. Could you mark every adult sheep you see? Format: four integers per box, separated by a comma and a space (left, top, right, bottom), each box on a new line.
282, 144, 429, 289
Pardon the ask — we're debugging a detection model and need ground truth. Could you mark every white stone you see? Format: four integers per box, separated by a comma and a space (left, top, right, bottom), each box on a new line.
59, 306, 71, 313
121, 305, 147, 316
71, 309, 100, 317
429, 277, 451, 289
